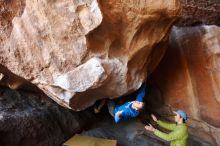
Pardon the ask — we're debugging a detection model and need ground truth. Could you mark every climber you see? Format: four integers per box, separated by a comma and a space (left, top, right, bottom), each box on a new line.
145, 111, 189, 146
107, 82, 146, 123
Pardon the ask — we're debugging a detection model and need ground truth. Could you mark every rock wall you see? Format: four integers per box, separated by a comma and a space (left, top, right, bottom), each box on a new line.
0, 0, 219, 110
0, 0, 25, 47
149, 25, 220, 145
178, 0, 220, 26
0, 0, 182, 110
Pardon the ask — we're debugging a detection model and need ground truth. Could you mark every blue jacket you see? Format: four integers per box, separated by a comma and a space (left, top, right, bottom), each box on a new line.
114, 83, 146, 123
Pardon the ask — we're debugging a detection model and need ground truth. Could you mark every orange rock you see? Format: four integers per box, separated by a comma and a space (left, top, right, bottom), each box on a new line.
149, 25, 220, 145
0, 0, 181, 110
0, 0, 219, 111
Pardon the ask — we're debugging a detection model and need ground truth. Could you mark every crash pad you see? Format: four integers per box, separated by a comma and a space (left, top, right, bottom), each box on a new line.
63, 134, 117, 146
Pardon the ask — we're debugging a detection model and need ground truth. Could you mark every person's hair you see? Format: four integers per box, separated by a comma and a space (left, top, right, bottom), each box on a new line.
180, 116, 186, 123
183, 119, 186, 123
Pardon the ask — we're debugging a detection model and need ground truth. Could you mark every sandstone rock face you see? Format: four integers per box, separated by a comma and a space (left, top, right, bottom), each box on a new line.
178, 0, 220, 26
0, 0, 181, 110
0, 0, 25, 47
0, 0, 219, 111
0, 0, 220, 145
149, 25, 220, 145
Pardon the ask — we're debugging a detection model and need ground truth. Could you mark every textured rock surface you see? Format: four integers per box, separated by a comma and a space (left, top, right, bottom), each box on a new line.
0, 1, 220, 146
178, 0, 220, 26
0, 87, 97, 146
0, 0, 219, 111
0, 0, 181, 110
0, 0, 25, 46
149, 25, 220, 146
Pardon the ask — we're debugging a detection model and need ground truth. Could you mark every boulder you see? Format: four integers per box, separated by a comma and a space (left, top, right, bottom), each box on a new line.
0, 87, 96, 146
0, 0, 181, 110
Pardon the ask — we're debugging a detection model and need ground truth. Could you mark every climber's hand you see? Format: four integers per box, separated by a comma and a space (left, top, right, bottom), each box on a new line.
145, 124, 156, 132
151, 114, 158, 122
